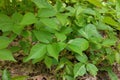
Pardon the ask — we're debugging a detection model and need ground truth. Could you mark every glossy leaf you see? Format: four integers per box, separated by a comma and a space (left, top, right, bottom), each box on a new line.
103, 17, 120, 30
12, 12, 24, 35
0, 14, 13, 31
116, 0, 120, 18
0, 36, 11, 49
87, 0, 103, 8
78, 24, 102, 42
20, 12, 37, 25
115, 52, 120, 64
33, 30, 53, 43
56, 13, 68, 25
24, 43, 47, 62
40, 18, 59, 30
32, 0, 52, 9
68, 38, 89, 55
75, 54, 88, 63
0, 49, 16, 61
102, 39, 116, 47
74, 63, 86, 78
86, 63, 98, 76
38, 8, 57, 17
47, 42, 66, 60
44, 56, 53, 68
55, 32, 66, 42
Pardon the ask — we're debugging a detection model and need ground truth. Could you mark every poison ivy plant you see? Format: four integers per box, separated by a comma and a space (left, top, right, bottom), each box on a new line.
0, 0, 120, 79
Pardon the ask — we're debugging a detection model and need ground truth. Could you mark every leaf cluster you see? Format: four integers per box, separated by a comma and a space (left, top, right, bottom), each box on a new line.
0, 0, 120, 80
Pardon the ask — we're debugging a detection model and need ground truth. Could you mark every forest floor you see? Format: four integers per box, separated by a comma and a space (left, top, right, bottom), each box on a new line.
0, 58, 120, 80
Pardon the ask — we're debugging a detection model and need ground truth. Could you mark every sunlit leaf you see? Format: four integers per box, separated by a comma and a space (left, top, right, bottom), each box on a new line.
33, 30, 53, 43
38, 8, 57, 17
0, 14, 13, 31
32, 0, 52, 8
47, 42, 66, 60
0, 36, 11, 49
0, 49, 16, 61
87, 0, 103, 8
55, 32, 66, 42
68, 38, 89, 55
75, 54, 88, 63
74, 63, 86, 78
86, 63, 98, 76
103, 17, 120, 30
40, 18, 59, 30
20, 12, 37, 25
24, 43, 47, 62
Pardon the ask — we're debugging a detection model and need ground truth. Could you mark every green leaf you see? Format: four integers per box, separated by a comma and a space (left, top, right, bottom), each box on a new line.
44, 56, 53, 68
87, 0, 103, 8
0, 36, 11, 49
10, 46, 20, 53
115, 52, 120, 64
83, 8, 96, 15
40, 18, 59, 30
33, 30, 53, 43
97, 22, 113, 31
0, 49, 16, 61
0, 0, 4, 7
107, 53, 115, 65
55, 0, 64, 12
47, 44, 58, 60
107, 69, 118, 80
12, 12, 23, 22
75, 54, 88, 63
63, 75, 74, 80
32, 0, 52, 9
61, 27, 73, 35
68, 38, 89, 55
56, 57, 72, 71
75, 6, 84, 17
102, 39, 116, 47
12, 76, 28, 80
47, 42, 66, 60
116, 0, 120, 18
56, 13, 68, 25
117, 0, 120, 5
74, 63, 86, 78
12, 12, 24, 35
24, 43, 47, 62
86, 63, 98, 76
78, 24, 102, 42
55, 32, 66, 42
0, 14, 13, 32
38, 8, 57, 17
2, 69, 11, 80
32, 55, 45, 64
65, 64, 73, 75
20, 12, 37, 25
103, 17, 120, 30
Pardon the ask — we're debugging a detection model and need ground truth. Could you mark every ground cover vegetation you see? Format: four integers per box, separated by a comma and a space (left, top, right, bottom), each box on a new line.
0, 0, 120, 80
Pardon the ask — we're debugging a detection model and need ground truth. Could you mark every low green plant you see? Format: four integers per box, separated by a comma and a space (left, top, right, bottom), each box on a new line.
0, 0, 120, 80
